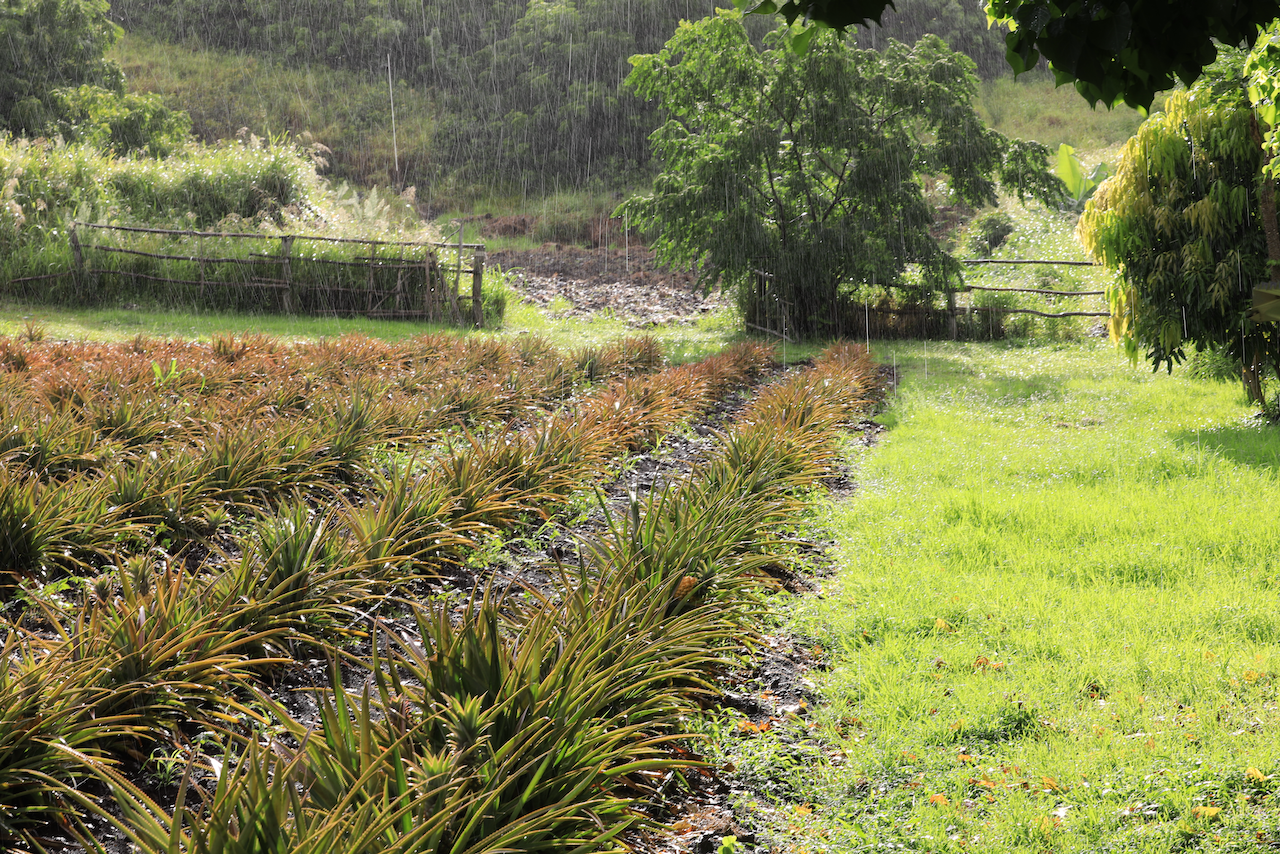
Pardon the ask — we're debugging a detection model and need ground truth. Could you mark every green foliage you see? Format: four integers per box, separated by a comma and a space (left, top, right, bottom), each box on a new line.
851, 0, 1010, 79
767, 0, 1280, 111
624, 12, 1063, 339
51, 85, 191, 157
1078, 49, 1278, 387
0, 0, 124, 134
1187, 343, 1241, 383
1053, 143, 1110, 212
967, 211, 1015, 258
988, 0, 1278, 110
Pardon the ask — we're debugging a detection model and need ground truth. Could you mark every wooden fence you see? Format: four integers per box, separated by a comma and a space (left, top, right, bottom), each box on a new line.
948, 257, 1108, 338
64, 222, 488, 326
746, 258, 1108, 341
747, 258, 1105, 343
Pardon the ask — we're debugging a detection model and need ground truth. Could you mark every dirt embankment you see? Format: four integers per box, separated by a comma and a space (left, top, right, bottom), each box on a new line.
487, 244, 727, 326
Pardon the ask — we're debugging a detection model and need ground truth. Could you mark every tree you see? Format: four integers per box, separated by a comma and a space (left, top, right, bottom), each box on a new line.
0, 0, 124, 134
853, 0, 1009, 80
623, 10, 1062, 339
1077, 49, 1280, 402
756, 0, 1280, 110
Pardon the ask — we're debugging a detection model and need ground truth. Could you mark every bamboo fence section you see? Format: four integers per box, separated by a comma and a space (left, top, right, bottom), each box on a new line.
749, 258, 1110, 341
64, 223, 488, 326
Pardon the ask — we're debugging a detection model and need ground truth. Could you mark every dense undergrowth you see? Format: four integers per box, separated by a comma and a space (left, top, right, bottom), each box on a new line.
0, 133, 498, 320
0, 330, 883, 853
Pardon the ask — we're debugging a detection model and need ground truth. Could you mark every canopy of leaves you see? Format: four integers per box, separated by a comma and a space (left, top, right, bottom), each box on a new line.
1078, 51, 1280, 379
761, 0, 1280, 110
0, 0, 124, 134
624, 11, 1061, 339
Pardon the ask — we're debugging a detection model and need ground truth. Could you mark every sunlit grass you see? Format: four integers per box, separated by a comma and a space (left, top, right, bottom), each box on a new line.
111, 33, 437, 190
0, 275, 752, 365
746, 340, 1280, 853
977, 76, 1156, 151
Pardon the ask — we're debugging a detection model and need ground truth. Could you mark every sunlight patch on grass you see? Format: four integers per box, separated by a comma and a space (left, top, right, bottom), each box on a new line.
769, 341, 1280, 853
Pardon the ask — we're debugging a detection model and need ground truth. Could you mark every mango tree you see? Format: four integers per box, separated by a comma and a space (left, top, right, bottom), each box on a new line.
623, 10, 1062, 339
1079, 47, 1280, 404
757, 0, 1280, 111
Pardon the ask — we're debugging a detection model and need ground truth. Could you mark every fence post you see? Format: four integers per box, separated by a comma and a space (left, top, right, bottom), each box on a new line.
946, 287, 958, 340
471, 250, 485, 328
449, 228, 463, 324
69, 225, 84, 294
280, 236, 295, 314
423, 252, 437, 320
367, 240, 377, 316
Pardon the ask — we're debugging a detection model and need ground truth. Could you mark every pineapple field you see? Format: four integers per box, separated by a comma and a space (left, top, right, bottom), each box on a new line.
0, 329, 885, 853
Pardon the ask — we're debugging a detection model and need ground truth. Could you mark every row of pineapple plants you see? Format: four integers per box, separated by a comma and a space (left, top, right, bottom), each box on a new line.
0, 334, 882, 853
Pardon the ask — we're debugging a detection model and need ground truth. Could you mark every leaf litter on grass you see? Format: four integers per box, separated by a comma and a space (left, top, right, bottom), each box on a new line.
744, 340, 1280, 854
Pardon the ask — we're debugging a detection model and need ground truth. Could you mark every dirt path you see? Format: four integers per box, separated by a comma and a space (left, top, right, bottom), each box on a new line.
488, 245, 728, 326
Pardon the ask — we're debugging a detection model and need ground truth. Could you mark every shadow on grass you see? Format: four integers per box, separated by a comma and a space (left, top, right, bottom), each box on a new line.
1172, 420, 1280, 473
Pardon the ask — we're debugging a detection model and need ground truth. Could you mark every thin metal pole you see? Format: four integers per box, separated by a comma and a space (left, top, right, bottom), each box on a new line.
388, 54, 399, 185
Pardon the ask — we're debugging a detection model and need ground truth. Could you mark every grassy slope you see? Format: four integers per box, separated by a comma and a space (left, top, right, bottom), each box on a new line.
110, 33, 437, 191
748, 341, 1280, 852
978, 76, 1153, 152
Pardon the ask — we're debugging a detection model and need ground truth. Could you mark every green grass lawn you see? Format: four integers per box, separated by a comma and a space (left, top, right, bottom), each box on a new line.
737, 340, 1280, 853
0, 293, 752, 366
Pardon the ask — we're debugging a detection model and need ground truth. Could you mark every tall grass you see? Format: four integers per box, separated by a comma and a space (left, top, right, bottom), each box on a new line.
111, 33, 437, 191
1, 134, 456, 317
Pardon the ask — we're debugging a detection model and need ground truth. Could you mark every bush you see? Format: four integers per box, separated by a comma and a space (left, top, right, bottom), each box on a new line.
51, 85, 191, 157
967, 211, 1015, 257
1187, 345, 1241, 383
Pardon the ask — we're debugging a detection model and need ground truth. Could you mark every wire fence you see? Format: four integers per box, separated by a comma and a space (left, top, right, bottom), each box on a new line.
746, 258, 1109, 341
55, 223, 489, 325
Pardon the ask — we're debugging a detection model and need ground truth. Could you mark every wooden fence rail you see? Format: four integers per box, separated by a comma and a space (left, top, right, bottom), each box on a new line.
63, 222, 487, 326
747, 258, 1110, 341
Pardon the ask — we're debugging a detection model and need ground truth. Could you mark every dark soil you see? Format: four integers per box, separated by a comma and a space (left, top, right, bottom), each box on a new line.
488, 245, 728, 326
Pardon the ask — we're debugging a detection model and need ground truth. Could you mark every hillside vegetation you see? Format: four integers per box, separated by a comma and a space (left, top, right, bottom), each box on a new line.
108, 0, 741, 195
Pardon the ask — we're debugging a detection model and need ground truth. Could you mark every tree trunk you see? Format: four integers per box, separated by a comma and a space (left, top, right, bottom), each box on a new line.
1246, 115, 1280, 404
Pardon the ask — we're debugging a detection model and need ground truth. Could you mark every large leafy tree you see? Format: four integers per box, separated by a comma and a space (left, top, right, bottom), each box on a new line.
758, 0, 1280, 110
624, 10, 1061, 339
0, 0, 124, 134
1078, 50, 1280, 402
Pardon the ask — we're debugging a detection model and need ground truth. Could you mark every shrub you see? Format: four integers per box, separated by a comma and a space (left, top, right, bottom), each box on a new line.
967, 211, 1016, 257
